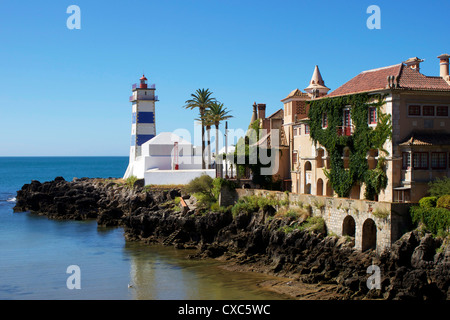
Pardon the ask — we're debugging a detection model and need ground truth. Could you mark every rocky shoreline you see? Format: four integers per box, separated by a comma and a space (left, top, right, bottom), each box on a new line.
13, 177, 449, 300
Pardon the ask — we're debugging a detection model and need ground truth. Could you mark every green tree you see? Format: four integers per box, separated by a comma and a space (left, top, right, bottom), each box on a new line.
428, 177, 450, 198
184, 89, 217, 169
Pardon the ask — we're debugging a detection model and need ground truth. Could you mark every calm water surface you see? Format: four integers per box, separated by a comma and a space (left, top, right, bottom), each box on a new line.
0, 157, 288, 300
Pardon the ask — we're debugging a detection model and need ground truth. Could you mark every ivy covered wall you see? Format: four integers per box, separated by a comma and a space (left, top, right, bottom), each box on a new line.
306, 93, 392, 200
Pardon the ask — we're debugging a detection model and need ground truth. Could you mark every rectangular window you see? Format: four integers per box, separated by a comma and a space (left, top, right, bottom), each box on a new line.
305, 124, 310, 134
292, 151, 298, 164
423, 105, 435, 116
322, 113, 328, 128
413, 152, 428, 169
437, 106, 449, 117
368, 107, 377, 124
408, 105, 421, 116
402, 152, 410, 169
431, 152, 446, 169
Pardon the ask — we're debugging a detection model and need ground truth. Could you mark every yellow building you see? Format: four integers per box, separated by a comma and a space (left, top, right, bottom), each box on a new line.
283, 54, 450, 203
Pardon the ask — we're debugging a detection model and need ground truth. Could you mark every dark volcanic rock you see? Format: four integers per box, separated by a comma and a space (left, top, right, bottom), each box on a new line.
13, 178, 450, 300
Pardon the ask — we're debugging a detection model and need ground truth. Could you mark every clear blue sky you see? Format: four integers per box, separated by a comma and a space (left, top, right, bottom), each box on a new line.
0, 0, 448, 156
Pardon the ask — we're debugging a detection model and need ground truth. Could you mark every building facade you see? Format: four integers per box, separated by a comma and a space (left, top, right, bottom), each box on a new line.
283, 54, 450, 203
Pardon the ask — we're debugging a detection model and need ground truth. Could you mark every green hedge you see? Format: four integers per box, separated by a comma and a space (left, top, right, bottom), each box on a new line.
437, 195, 450, 210
419, 196, 438, 209
410, 206, 450, 236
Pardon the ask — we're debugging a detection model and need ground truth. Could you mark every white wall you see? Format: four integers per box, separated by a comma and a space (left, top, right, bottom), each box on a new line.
144, 169, 215, 185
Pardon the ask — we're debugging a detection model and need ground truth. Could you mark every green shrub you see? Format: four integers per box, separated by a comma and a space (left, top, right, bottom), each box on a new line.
436, 195, 450, 210
410, 206, 450, 235
372, 208, 390, 219
299, 216, 326, 234
419, 196, 438, 209
286, 209, 299, 219
279, 223, 301, 234
125, 175, 138, 188
231, 199, 258, 217
428, 177, 450, 198
185, 174, 214, 198
212, 178, 236, 200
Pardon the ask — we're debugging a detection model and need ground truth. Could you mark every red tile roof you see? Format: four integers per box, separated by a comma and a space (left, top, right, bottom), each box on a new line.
399, 131, 450, 146
326, 63, 450, 97
398, 67, 450, 91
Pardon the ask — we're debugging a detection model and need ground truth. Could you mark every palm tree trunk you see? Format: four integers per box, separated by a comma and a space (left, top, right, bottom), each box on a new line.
207, 126, 211, 169
215, 124, 219, 170
201, 108, 206, 169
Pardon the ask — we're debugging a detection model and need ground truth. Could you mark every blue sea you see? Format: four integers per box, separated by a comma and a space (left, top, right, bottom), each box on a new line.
0, 157, 285, 300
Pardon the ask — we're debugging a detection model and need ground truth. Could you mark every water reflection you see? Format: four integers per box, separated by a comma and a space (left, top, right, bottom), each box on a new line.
123, 242, 289, 300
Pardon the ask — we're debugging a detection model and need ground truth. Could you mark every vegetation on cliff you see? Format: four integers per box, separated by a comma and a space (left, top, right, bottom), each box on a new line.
13, 177, 450, 300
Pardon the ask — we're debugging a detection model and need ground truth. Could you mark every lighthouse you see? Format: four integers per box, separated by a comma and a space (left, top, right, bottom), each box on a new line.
123, 74, 158, 178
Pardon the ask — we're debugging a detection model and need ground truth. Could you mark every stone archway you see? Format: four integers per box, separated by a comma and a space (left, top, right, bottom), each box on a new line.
342, 215, 356, 237
362, 218, 377, 251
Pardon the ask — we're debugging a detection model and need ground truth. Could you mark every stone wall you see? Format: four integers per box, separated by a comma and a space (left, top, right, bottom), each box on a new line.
231, 189, 412, 253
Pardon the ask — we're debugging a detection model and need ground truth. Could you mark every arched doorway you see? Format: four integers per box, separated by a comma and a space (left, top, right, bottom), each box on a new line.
362, 219, 377, 251
342, 215, 356, 247
316, 178, 323, 196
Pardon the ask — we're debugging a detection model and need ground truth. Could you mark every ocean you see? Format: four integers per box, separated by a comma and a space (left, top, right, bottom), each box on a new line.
0, 157, 286, 300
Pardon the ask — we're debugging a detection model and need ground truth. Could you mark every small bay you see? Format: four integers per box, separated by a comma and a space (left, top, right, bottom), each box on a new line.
0, 157, 287, 300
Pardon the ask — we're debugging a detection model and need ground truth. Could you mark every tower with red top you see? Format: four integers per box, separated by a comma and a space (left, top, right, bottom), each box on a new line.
127, 74, 158, 164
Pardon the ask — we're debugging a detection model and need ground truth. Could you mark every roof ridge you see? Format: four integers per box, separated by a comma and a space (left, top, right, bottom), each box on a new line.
361, 63, 402, 74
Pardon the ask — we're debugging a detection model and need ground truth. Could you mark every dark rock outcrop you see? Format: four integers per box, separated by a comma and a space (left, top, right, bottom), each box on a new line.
14, 178, 449, 300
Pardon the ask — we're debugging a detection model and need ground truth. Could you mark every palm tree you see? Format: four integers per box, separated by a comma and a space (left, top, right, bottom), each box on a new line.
195, 112, 214, 169
206, 101, 233, 168
184, 89, 216, 169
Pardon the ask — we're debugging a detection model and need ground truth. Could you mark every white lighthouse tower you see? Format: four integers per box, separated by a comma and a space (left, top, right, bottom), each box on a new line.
123, 74, 158, 179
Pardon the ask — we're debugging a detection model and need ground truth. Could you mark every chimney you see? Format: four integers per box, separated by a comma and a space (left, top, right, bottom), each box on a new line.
250, 102, 257, 124
438, 54, 450, 80
257, 103, 266, 120
403, 57, 424, 72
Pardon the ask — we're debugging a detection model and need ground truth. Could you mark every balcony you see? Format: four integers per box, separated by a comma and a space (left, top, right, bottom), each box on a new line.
337, 125, 354, 137
129, 95, 159, 102
132, 83, 156, 89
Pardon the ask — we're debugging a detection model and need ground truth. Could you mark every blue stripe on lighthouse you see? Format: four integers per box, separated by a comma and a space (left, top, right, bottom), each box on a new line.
132, 113, 136, 124
137, 134, 155, 146
130, 135, 136, 146
137, 112, 154, 123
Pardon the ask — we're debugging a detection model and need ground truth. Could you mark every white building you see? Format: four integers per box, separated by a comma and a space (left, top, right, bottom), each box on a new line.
124, 75, 215, 185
